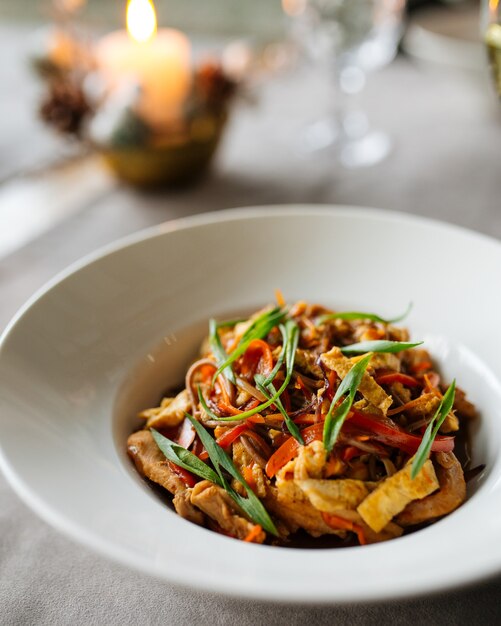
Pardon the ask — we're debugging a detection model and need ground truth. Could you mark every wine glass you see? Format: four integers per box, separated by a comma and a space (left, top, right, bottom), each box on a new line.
285, 0, 406, 168
482, 0, 501, 97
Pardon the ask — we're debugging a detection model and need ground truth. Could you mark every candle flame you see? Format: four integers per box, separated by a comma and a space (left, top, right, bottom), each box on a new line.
126, 0, 157, 43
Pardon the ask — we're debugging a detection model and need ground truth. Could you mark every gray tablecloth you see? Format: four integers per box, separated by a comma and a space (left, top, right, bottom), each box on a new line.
2, 35, 501, 624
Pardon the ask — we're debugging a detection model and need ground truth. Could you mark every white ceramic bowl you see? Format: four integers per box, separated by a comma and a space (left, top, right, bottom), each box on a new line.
1, 206, 501, 604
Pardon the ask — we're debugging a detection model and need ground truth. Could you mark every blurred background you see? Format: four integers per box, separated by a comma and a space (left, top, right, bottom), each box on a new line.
1, 0, 285, 36
0, 0, 499, 269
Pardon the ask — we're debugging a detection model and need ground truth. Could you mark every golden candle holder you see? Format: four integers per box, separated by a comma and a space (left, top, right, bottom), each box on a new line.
33, 1, 240, 189
97, 112, 227, 187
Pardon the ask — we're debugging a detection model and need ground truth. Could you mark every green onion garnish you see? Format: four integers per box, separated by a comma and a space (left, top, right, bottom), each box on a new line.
323, 353, 372, 453
199, 320, 299, 422
151, 428, 221, 484
411, 380, 456, 480
216, 318, 247, 328
317, 303, 412, 326
340, 340, 423, 355
254, 373, 304, 444
212, 307, 286, 383
186, 414, 278, 535
209, 318, 235, 384
262, 323, 287, 386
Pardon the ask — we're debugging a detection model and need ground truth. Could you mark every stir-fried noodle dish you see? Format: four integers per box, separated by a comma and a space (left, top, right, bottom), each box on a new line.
128, 296, 479, 546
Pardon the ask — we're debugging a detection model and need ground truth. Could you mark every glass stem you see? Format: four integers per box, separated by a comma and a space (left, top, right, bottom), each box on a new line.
331, 62, 368, 141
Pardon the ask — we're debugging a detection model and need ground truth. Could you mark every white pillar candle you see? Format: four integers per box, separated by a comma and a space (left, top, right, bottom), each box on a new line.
96, 0, 191, 127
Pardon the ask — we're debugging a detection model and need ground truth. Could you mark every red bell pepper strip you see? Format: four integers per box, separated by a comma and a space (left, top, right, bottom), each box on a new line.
199, 422, 251, 461
347, 409, 454, 454
241, 339, 274, 378
409, 360, 433, 373
265, 423, 323, 478
244, 524, 263, 543
341, 445, 364, 462
321, 512, 367, 545
167, 461, 197, 488
176, 417, 196, 449
375, 372, 421, 388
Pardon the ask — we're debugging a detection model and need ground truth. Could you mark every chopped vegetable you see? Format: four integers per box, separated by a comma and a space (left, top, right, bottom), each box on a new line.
128, 299, 475, 548
213, 307, 286, 382
411, 380, 456, 479
317, 302, 412, 326
323, 353, 373, 453
186, 414, 278, 535
347, 409, 455, 454
340, 340, 423, 355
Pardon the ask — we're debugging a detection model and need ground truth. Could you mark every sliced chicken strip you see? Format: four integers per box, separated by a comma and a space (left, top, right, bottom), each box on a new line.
396, 452, 466, 526
190, 481, 266, 543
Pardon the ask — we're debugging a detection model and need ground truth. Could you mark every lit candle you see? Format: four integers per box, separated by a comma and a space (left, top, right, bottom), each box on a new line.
96, 0, 191, 126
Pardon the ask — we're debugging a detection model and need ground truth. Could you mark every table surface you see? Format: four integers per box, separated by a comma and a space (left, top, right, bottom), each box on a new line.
2, 21, 501, 626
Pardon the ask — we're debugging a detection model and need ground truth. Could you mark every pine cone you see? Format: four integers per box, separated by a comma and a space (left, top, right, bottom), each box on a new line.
39, 80, 90, 136
194, 61, 236, 110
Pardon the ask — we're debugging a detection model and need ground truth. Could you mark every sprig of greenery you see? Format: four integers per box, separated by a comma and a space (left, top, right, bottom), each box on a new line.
152, 423, 278, 535
340, 340, 423, 355
254, 373, 304, 444
323, 353, 373, 453
199, 320, 300, 423
209, 318, 235, 384
262, 323, 287, 385
215, 318, 247, 328
185, 414, 278, 535
411, 380, 456, 480
151, 429, 221, 484
316, 303, 412, 326
212, 307, 286, 383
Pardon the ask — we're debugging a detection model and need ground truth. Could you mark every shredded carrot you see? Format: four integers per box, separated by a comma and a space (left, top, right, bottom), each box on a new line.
294, 375, 309, 394
244, 524, 263, 543
321, 513, 367, 545
167, 461, 197, 488
325, 454, 346, 475
328, 369, 338, 386
375, 372, 421, 388
293, 413, 317, 425
326, 369, 338, 400
265, 423, 324, 478
265, 437, 299, 478
362, 327, 385, 341
243, 465, 257, 491
199, 422, 250, 460
387, 393, 435, 416
246, 412, 265, 423
275, 289, 286, 308
424, 373, 442, 398
244, 339, 274, 377
215, 376, 234, 406
242, 398, 260, 411
200, 364, 215, 383
410, 360, 433, 373
341, 446, 363, 462
215, 398, 243, 416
